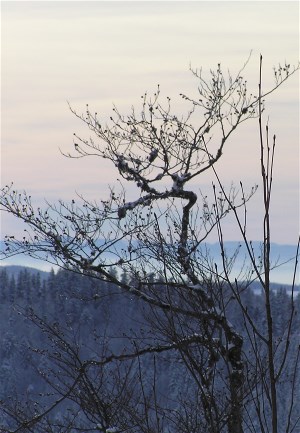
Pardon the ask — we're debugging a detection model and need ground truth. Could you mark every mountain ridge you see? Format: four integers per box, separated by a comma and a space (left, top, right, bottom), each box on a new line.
1, 240, 299, 285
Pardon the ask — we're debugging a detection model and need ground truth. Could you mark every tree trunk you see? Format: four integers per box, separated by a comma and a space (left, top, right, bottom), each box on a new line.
227, 338, 244, 433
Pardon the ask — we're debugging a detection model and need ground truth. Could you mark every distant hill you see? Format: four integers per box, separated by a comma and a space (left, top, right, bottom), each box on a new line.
199, 241, 299, 286
249, 280, 299, 294
0, 265, 49, 280
1, 240, 299, 285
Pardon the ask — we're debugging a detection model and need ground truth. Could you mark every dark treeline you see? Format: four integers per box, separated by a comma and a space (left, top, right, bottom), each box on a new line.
0, 266, 299, 432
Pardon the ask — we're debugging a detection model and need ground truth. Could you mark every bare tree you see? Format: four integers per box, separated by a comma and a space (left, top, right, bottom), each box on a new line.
0, 56, 299, 433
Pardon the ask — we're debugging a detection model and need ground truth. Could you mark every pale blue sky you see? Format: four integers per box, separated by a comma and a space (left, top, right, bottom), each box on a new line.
1, 1, 299, 245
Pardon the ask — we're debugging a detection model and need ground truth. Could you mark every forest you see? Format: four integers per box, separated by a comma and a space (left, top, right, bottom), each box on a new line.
0, 266, 299, 432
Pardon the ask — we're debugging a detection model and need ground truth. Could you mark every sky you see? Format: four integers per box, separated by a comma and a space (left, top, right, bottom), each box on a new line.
1, 1, 299, 255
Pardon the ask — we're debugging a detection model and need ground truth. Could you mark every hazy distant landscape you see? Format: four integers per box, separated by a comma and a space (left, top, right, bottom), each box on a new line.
1, 240, 298, 286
